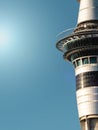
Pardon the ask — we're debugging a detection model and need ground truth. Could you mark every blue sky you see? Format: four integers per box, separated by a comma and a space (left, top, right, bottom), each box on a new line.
0, 0, 80, 130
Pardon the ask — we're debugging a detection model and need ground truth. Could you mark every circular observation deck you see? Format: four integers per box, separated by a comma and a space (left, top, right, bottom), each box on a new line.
56, 29, 98, 61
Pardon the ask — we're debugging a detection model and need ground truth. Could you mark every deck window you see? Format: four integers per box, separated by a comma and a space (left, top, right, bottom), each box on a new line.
90, 57, 97, 64
82, 58, 89, 64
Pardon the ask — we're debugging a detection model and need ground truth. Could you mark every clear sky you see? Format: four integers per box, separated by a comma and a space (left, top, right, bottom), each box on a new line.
0, 0, 81, 130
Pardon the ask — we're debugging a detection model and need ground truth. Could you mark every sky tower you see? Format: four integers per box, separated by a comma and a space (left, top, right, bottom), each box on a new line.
56, 0, 98, 130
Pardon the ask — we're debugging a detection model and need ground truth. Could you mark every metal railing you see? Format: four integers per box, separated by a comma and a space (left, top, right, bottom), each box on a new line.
56, 28, 75, 41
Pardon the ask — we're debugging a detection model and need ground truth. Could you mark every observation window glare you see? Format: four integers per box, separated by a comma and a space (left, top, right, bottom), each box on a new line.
77, 59, 81, 66
90, 57, 97, 64
82, 58, 89, 65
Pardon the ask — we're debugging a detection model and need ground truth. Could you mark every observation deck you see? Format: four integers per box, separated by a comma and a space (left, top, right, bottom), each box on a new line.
56, 24, 98, 61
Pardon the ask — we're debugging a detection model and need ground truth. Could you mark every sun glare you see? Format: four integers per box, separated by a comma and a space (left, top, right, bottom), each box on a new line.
0, 30, 9, 46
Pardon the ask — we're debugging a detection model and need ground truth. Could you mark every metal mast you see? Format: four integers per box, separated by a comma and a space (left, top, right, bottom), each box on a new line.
56, 0, 98, 130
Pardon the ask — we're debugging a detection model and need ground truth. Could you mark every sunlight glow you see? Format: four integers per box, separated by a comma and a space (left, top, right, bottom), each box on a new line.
0, 30, 10, 46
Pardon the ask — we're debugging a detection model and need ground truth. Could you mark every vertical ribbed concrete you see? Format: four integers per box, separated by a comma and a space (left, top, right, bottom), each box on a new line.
56, 0, 98, 130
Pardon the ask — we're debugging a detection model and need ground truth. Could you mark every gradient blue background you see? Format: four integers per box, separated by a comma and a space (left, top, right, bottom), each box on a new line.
0, 0, 80, 130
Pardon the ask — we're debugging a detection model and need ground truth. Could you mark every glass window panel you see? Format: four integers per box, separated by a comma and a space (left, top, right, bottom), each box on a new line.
90, 119, 98, 130
77, 59, 81, 66
82, 58, 89, 64
90, 57, 97, 64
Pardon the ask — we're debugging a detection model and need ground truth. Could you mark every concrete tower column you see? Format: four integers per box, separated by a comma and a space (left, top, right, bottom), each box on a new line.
78, 0, 98, 24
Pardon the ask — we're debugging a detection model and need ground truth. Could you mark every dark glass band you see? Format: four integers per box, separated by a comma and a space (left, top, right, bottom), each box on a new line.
76, 71, 98, 90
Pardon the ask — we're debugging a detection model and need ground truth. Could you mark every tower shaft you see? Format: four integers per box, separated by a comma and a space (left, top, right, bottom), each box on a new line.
56, 0, 98, 130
